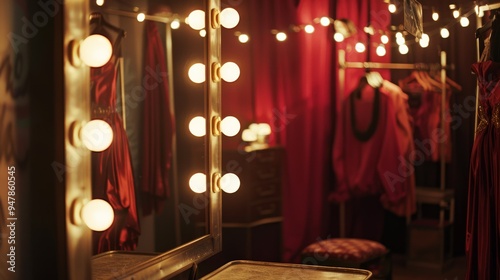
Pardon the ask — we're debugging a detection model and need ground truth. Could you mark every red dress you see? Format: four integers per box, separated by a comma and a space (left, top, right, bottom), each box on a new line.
466, 60, 500, 280
91, 49, 140, 253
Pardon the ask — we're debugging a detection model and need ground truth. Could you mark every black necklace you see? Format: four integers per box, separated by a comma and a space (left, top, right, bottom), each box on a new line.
349, 87, 380, 142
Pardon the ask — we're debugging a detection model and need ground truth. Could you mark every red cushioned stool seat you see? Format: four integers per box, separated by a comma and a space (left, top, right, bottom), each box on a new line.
301, 238, 392, 280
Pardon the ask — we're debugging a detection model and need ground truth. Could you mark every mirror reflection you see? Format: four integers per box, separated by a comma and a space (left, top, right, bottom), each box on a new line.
87, 0, 207, 255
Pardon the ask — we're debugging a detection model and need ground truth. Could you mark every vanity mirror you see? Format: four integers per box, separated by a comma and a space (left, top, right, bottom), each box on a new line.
64, 0, 222, 278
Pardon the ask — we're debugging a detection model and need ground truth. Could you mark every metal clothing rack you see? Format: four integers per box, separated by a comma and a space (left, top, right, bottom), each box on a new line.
336, 50, 450, 236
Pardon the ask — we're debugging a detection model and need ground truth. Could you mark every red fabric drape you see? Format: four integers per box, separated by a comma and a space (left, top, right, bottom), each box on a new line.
249, 0, 334, 262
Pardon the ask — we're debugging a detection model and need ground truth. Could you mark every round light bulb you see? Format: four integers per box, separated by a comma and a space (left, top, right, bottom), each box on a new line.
96, 0, 104, 6
220, 62, 240, 83
396, 36, 405, 46
419, 38, 429, 48
440, 28, 450, 38
137, 13, 145, 22
220, 8, 240, 29
171, 19, 180, 29
189, 116, 206, 137
79, 34, 113, 68
304, 25, 315, 34
221, 116, 240, 137
257, 123, 271, 135
241, 129, 257, 142
188, 63, 205, 83
460, 17, 469, 27
395, 32, 403, 38
355, 42, 366, 53
399, 44, 409, 55
376, 45, 386, 56
380, 34, 389, 44
333, 32, 344, 42
238, 34, 249, 43
189, 173, 206, 193
388, 4, 396, 13
453, 10, 459, 19
432, 12, 439, 21
187, 10, 205, 30
220, 173, 240, 194
81, 119, 113, 152
320, 17, 330, 26
276, 32, 287, 41
81, 199, 114, 231
199, 30, 206, 37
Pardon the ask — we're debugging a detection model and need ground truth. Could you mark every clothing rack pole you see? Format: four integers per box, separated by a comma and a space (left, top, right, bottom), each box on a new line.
336, 51, 449, 233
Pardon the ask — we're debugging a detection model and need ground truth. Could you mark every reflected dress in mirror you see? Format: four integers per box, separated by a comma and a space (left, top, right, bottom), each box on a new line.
90, 29, 140, 254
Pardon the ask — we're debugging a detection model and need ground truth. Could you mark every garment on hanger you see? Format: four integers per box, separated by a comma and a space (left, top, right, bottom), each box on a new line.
141, 21, 174, 216
330, 75, 414, 217
398, 72, 453, 163
90, 24, 140, 253
466, 23, 500, 280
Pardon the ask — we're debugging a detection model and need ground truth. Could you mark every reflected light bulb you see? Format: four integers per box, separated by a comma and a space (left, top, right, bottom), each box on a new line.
81, 199, 114, 231
440, 28, 450, 38
220, 62, 240, 82
380, 34, 389, 44
96, 0, 104, 6
333, 32, 344, 42
189, 173, 207, 193
189, 116, 206, 137
460, 17, 469, 27
241, 129, 257, 142
220, 8, 240, 29
81, 119, 113, 152
304, 24, 315, 34
137, 13, 145, 22
220, 173, 240, 193
187, 10, 205, 30
320, 17, 330, 26
388, 4, 396, 13
238, 34, 249, 43
432, 12, 439, 21
257, 123, 271, 136
188, 63, 205, 83
221, 116, 240, 137
199, 30, 206, 37
376, 45, 386, 56
396, 36, 405, 46
79, 34, 112, 68
399, 44, 409, 55
171, 19, 180, 29
453, 10, 460, 19
276, 32, 287, 41
355, 42, 365, 53
419, 33, 429, 48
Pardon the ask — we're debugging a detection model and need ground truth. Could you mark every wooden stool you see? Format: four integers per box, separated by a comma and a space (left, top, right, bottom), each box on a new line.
301, 238, 392, 280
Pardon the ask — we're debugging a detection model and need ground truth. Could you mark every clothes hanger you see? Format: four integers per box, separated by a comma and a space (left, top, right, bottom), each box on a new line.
476, 9, 499, 39
90, 12, 126, 38
399, 71, 431, 91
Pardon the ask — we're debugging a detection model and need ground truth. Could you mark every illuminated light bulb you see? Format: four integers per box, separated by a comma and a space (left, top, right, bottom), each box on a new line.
189, 116, 206, 137
189, 173, 206, 193
188, 63, 205, 83
419, 37, 429, 48
137, 13, 145, 22
96, 0, 104, 6
376, 45, 386, 56
388, 4, 396, 13
241, 129, 257, 142
276, 32, 287, 41
440, 28, 450, 38
320, 17, 331, 26
79, 34, 113, 68
432, 12, 439, 21
420, 33, 429, 43
187, 10, 205, 30
220, 62, 240, 83
81, 199, 114, 231
220, 173, 240, 193
238, 34, 249, 43
170, 19, 180, 29
460, 16, 469, 27
333, 32, 344, 42
452, 10, 460, 19
304, 24, 315, 34
81, 119, 113, 152
199, 29, 206, 37
257, 123, 271, 136
355, 42, 366, 53
221, 116, 241, 137
395, 32, 403, 38
380, 34, 389, 44
396, 36, 405, 46
399, 44, 409, 55
220, 8, 240, 29
449, 4, 456, 9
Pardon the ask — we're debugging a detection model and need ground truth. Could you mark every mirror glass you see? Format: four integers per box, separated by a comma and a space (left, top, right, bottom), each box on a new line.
88, 0, 207, 255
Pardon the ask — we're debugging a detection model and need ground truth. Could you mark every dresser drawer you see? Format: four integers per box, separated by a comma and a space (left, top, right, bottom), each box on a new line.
253, 180, 280, 198
249, 198, 281, 221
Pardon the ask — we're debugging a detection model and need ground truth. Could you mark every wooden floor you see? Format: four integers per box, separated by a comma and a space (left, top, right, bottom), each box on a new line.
392, 255, 466, 280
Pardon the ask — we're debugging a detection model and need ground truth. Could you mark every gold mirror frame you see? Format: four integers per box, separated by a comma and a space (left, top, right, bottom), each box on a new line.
63, 0, 221, 278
